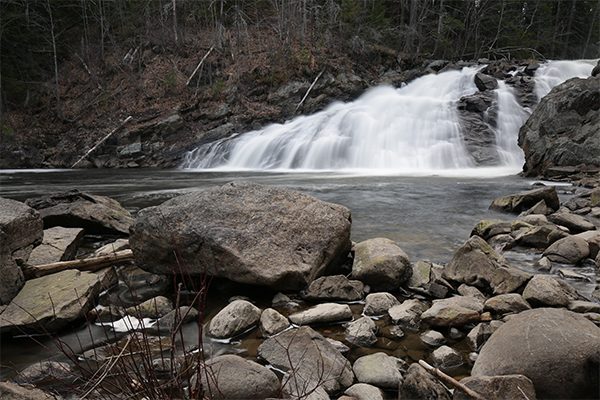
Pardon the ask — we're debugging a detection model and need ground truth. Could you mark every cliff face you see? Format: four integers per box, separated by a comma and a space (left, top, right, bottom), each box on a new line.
518, 67, 600, 178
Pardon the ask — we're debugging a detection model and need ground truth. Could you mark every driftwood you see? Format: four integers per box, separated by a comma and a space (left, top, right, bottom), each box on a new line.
419, 360, 485, 400
23, 249, 134, 280
71, 116, 132, 168
294, 69, 324, 115
186, 45, 215, 86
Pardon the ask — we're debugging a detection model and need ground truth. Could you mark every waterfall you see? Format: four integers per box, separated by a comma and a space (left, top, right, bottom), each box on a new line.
181, 60, 597, 174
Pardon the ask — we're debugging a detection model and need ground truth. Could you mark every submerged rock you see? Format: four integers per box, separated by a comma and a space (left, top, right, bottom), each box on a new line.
130, 181, 352, 291
472, 307, 600, 399
489, 186, 560, 214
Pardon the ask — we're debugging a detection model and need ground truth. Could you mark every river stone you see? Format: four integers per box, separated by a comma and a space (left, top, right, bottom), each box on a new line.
484, 293, 531, 315
420, 329, 446, 346
0, 381, 59, 400
288, 303, 352, 326
474, 72, 498, 91
195, 354, 280, 399
487, 233, 516, 252
208, 299, 261, 339
489, 264, 533, 295
442, 235, 512, 293
399, 363, 451, 400
345, 316, 377, 347
421, 301, 480, 328
548, 212, 596, 233
351, 238, 412, 291
489, 186, 560, 214
125, 295, 173, 319
0, 268, 117, 334
466, 323, 492, 351
25, 189, 133, 235
435, 295, 485, 314
453, 375, 537, 400
27, 227, 85, 266
260, 308, 291, 337
300, 274, 364, 302
388, 299, 425, 330
533, 256, 552, 272
130, 181, 352, 291
407, 259, 432, 289
472, 307, 600, 399
0, 197, 44, 305
11, 361, 74, 386
568, 300, 600, 314
522, 275, 578, 307
456, 284, 486, 302
344, 383, 385, 400
543, 235, 590, 264
154, 306, 198, 331
363, 292, 400, 316
257, 326, 354, 394
470, 220, 511, 240
281, 372, 330, 400
431, 345, 463, 369
513, 224, 567, 248
352, 352, 403, 389
92, 238, 130, 257
518, 75, 600, 178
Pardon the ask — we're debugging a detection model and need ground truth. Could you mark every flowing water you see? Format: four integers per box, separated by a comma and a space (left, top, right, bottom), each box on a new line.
1, 59, 598, 387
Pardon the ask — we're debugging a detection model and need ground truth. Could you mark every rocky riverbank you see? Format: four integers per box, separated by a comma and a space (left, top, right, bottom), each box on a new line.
1, 179, 599, 399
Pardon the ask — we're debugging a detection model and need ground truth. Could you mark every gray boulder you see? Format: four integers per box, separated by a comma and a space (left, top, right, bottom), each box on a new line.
301, 274, 364, 302
389, 299, 425, 330
399, 363, 451, 400
288, 303, 352, 326
126, 296, 173, 319
420, 329, 446, 346
257, 326, 354, 395
484, 293, 531, 315
471, 220, 511, 240
195, 354, 280, 399
344, 383, 385, 400
522, 275, 578, 307
518, 75, 600, 177
351, 238, 412, 291
352, 352, 403, 389
466, 323, 493, 351
0, 268, 118, 334
454, 375, 537, 400
512, 224, 567, 248
431, 345, 463, 370
363, 292, 400, 317
489, 186, 560, 214
543, 235, 590, 264
130, 181, 352, 290
472, 308, 600, 399
27, 227, 85, 266
25, 189, 133, 235
345, 316, 377, 347
0, 381, 60, 400
260, 308, 290, 337
0, 197, 43, 305
548, 212, 596, 233
207, 299, 261, 339
421, 301, 480, 328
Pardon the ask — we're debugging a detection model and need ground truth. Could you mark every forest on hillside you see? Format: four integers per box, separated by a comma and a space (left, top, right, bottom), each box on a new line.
1, 0, 599, 128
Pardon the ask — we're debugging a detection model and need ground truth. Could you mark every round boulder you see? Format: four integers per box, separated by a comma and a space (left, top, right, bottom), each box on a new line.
351, 238, 412, 291
208, 299, 261, 339
472, 307, 600, 399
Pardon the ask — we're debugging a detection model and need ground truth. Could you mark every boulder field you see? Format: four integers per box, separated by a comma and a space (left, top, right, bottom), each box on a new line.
1, 181, 600, 399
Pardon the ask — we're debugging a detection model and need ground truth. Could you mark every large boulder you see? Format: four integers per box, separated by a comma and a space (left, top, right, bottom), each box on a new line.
27, 227, 85, 266
300, 274, 364, 302
454, 375, 537, 400
543, 235, 590, 264
25, 189, 133, 235
257, 326, 354, 395
489, 186, 560, 214
0, 268, 118, 335
351, 238, 412, 291
0, 198, 43, 305
130, 181, 352, 291
518, 75, 600, 177
472, 308, 600, 399
208, 299, 261, 339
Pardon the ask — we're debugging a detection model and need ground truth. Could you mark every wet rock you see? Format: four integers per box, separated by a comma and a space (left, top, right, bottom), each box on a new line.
281, 372, 330, 400
388, 299, 425, 330
489, 264, 533, 295
533, 256, 552, 272
513, 224, 567, 248
0, 268, 117, 334
558, 269, 591, 281
543, 235, 590, 264
25, 189, 133, 235
456, 284, 487, 302
130, 181, 352, 290
344, 383, 385, 400
300, 274, 364, 302
548, 212, 596, 233
474, 73, 498, 91
154, 306, 198, 331
260, 308, 290, 336
92, 238, 130, 256
288, 303, 352, 326
466, 323, 493, 351
195, 354, 280, 400
0, 381, 60, 400
208, 299, 261, 339
472, 308, 600, 399
126, 295, 173, 319
436, 295, 485, 314
271, 292, 301, 310
407, 259, 432, 289
489, 186, 560, 214
0, 197, 43, 305
27, 227, 85, 266
457, 91, 500, 165
345, 316, 377, 347
454, 374, 537, 400
487, 233, 516, 252
484, 293, 531, 315
522, 199, 551, 216
577, 231, 600, 259
568, 300, 600, 314
421, 299, 481, 328
398, 363, 451, 400
431, 345, 462, 370
420, 329, 446, 346
11, 361, 73, 386
351, 238, 412, 291
522, 275, 578, 307
257, 326, 354, 395
363, 292, 400, 317
352, 352, 403, 389
519, 75, 600, 178
470, 220, 511, 240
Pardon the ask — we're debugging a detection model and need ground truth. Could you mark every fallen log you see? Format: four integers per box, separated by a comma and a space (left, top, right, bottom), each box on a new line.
419, 360, 485, 400
23, 249, 134, 280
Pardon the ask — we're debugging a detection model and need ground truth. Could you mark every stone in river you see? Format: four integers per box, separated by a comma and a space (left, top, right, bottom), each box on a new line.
27, 226, 85, 266
543, 235, 590, 264
351, 237, 412, 291
489, 186, 560, 214
300, 274, 364, 302
207, 299, 261, 339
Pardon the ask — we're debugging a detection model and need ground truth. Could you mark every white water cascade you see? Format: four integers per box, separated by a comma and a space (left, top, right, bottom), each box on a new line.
181, 60, 597, 174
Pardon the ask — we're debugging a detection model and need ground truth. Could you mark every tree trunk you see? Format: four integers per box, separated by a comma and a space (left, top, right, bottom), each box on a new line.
561, 0, 577, 59
47, 0, 65, 121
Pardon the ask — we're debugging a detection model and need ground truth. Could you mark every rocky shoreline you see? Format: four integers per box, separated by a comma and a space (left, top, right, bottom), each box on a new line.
1, 178, 599, 399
